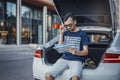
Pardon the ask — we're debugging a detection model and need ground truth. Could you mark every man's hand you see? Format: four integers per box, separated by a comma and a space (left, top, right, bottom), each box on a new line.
69, 48, 76, 55
59, 25, 65, 34
69, 46, 88, 56
58, 25, 65, 44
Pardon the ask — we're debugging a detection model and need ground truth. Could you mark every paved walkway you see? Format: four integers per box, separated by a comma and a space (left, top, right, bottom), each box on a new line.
0, 44, 38, 52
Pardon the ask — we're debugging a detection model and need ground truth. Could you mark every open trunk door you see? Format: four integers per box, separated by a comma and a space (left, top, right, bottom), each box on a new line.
53, 0, 115, 30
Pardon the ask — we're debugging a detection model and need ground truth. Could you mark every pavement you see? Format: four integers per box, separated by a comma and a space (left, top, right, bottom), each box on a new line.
0, 44, 38, 61
0, 44, 38, 52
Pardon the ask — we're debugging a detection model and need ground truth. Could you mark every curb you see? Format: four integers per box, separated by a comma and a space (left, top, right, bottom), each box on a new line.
0, 44, 38, 52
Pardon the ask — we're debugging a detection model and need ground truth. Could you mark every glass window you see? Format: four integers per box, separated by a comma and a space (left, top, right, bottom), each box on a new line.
7, 2, 16, 17
88, 33, 110, 43
21, 17, 31, 44
52, 14, 59, 37
31, 9, 43, 44
0, 1, 3, 19
6, 2, 16, 44
0, 0, 4, 44
114, 32, 120, 47
22, 6, 30, 18
46, 13, 60, 42
37, 10, 43, 20
0, 1, 3, 22
33, 9, 38, 19
21, 6, 31, 44
21, 5, 43, 44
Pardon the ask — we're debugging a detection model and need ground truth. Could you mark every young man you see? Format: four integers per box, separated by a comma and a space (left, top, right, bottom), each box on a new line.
45, 12, 89, 80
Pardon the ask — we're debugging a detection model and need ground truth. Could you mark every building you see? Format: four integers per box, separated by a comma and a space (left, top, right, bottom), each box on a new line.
1, 0, 119, 45
0, 0, 59, 45
115, 0, 120, 30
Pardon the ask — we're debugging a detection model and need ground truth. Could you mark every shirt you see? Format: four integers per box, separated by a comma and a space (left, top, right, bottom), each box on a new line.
61, 29, 89, 62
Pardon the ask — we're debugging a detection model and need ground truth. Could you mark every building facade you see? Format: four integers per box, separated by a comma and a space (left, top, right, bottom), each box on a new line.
115, 0, 120, 30
1, 0, 119, 45
0, 0, 59, 45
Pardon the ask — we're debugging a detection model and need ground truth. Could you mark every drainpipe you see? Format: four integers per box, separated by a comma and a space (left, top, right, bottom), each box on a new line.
16, 0, 21, 45
43, 6, 47, 44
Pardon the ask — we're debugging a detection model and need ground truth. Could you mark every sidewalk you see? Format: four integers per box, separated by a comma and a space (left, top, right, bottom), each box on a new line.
0, 44, 38, 52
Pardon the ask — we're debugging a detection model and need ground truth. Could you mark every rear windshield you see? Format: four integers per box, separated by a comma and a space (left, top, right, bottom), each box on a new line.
88, 33, 111, 43
112, 32, 120, 47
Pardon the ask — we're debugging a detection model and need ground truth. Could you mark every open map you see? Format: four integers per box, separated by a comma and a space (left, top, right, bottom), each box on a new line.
53, 44, 70, 53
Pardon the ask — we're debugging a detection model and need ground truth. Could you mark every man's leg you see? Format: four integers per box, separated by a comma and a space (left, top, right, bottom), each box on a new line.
45, 74, 80, 80
45, 59, 68, 80
68, 61, 83, 80
45, 73, 54, 80
71, 76, 79, 80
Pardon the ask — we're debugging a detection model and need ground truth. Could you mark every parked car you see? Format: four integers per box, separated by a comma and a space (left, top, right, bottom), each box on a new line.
33, 0, 120, 80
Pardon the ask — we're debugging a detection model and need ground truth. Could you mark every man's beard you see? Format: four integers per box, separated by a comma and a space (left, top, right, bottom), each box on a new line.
68, 28, 75, 32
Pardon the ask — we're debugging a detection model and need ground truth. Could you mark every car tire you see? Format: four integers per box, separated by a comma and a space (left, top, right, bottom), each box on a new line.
34, 78, 41, 80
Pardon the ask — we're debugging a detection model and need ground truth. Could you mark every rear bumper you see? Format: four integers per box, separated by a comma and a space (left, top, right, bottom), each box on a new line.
33, 58, 50, 80
81, 63, 120, 80
33, 58, 120, 80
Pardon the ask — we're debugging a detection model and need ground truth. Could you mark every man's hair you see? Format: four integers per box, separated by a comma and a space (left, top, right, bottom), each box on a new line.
63, 12, 76, 22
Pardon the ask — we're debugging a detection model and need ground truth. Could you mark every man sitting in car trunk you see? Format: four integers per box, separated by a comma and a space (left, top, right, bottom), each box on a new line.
45, 12, 89, 80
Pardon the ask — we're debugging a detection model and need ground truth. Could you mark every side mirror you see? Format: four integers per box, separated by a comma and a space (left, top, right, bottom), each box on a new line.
52, 23, 60, 29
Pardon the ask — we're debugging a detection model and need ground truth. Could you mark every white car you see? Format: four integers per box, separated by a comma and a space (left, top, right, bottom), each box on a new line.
33, 0, 120, 80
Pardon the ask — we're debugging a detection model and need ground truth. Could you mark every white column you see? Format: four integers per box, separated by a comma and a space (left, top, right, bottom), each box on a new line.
38, 25, 43, 44
16, 0, 22, 45
43, 6, 47, 44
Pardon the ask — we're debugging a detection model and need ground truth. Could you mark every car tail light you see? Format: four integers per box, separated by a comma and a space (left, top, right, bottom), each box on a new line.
102, 53, 120, 63
34, 49, 43, 58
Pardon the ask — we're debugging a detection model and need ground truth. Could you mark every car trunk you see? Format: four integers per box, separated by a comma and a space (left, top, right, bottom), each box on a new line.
43, 0, 113, 68
53, 0, 112, 27
44, 31, 112, 68
44, 41, 110, 68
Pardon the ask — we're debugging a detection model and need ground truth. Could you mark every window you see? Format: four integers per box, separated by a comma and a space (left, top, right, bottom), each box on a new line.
88, 33, 110, 43
114, 32, 120, 47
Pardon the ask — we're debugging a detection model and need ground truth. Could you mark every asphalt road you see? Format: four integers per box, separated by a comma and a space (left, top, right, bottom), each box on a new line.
0, 49, 35, 80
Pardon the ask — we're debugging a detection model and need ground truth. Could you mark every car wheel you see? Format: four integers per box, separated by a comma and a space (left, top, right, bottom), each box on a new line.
34, 78, 41, 80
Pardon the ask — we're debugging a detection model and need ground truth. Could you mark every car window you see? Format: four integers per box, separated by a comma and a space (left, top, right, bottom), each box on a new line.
88, 34, 110, 43
113, 32, 120, 47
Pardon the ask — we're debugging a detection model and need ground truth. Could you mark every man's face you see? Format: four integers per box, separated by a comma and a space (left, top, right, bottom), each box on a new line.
64, 17, 76, 31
